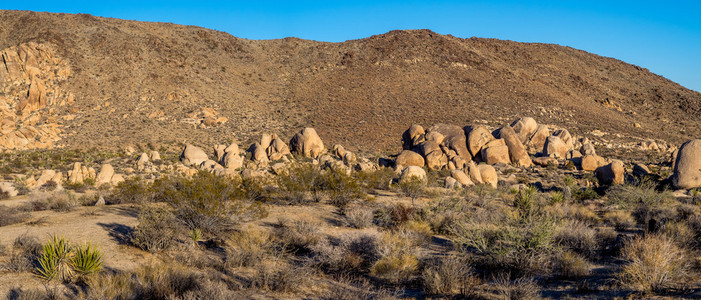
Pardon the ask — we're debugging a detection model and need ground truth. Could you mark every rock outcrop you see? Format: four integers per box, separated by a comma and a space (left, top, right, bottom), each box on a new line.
289, 128, 325, 159
673, 139, 701, 189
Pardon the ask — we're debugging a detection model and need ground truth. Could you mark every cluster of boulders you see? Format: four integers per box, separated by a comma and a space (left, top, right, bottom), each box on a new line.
178, 127, 372, 179
0, 42, 74, 150
180, 107, 229, 128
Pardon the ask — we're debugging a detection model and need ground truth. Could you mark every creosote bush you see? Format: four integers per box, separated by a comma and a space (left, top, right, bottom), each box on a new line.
618, 234, 689, 293
152, 171, 267, 234
131, 204, 181, 252
0, 205, 30, 226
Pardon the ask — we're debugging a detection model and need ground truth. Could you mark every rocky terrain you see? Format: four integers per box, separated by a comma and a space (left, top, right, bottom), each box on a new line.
0, 10, 699, 153
1, 9, 701, 300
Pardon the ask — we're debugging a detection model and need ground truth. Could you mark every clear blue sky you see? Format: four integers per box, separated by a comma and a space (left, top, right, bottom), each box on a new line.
3, 1, 700, 92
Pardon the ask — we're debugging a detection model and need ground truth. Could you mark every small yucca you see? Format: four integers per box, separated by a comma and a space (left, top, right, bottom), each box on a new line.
36, 235, 73, 282
71, 243, 103, 276
188, 228, 203, 244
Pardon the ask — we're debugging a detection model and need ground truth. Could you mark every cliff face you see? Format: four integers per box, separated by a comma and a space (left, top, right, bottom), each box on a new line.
0, 10, 698, 152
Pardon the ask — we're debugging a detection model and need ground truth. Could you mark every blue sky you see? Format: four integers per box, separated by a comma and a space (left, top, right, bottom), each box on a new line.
3, 1, 700, 92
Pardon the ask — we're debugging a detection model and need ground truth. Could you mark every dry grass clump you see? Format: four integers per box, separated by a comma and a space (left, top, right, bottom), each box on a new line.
617, 234, 689, 293
0, 205, 30, 226
251, 261, 314, 293
343, 205, 374, 228
555, 251, 592, 279
554, 220, 598, 258
308, 232, 381, 275
370, 231, 423, 283
82, 262, 237, 300
494, 276, 541, 300
604, 210, 636, 231
422, 255, 478, 296
131, 204, 182, 252
225, 227, 272, 268
273, 219, 322, 254
324, 276, 400, 300
28, 190, 79, 212
3, 234, 41, 272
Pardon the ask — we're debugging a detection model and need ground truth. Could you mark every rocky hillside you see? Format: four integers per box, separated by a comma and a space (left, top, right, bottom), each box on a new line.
0, 10, 699, 153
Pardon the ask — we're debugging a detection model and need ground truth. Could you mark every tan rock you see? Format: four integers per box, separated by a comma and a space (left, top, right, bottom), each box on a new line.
95, 164, 115, 186
526, 125, 549, 154
596, 160, 625, 185
68, 162, 84, 184
35, 169, 56, 188
110, 174, 125, 186
532, 156, 558, 167
399, 166, 427, 183
267, 137, 291, 160
332, 144, 346, 158
467, 161, 483, 184
424, 131, 445, 145
481, 145, 510, 165
451, 170, 474, 186
467, 125, 495, 158
395, 150, 425, 168
222, 152, 244, 170
224, 143, 240, 156
477, 164, 498, 188
673, 139, 701, 189
180, 144, 208, 166
580, 155, 599, 171
248, 143, 269, 163
402, 124, 426, 150
511, 117, 538, 144
425, 150, 448, 170
260, 133, 273, 150
552, 129, 574, 150
445, 177, 460, 189
289, 128, 326, 158
544, 136, 568, 159
149, 151, 161, 161
499, 125, 532, 167
214, 144, 227, 162
427, 124, 470, 160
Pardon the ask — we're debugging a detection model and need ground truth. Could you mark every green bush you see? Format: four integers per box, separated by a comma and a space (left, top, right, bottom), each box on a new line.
108, 176, 151, 204
152, 171, 266, 234
276, 163, 327, 203
131, 205, 181, 252
324, 169, 365, 213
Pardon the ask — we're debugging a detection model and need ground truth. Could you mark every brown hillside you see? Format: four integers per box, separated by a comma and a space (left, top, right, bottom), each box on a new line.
1, 10, 699, 153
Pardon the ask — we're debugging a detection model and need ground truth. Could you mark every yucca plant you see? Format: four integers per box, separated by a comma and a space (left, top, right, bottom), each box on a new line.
71, 243, 103, 276
36, 235, 73, 282
188, 228, 203, 244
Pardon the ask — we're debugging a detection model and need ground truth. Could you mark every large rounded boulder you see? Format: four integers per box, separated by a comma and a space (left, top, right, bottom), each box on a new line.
289, 128, 326, 159
673, 139, 701, 189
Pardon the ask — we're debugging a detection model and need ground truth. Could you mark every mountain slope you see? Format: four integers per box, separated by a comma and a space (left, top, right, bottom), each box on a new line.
0, 10, 699, 153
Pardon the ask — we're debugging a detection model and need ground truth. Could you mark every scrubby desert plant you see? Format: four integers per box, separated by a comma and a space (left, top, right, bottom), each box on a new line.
71, 243, 104, 277
273, 219, 322, 254
325, 168, 365, 213
618, 234, 689, 292
131, 204, 181, 252
604, 210, 636, 231
494, 276, 541, 300
344, 205, 374, 228
554, 220, 598, 258
152, 171, 267, 234
370, 232, 421, 283
276, 162, 327, 203
108, 176, 151, 204
398, 176, 425, 205
225, 228, 271, 268
555, 251, 591, 278
357, 167, 395, 191
36, 235, 74, 282
0, 205, 30, 226
422, 255, 477, 296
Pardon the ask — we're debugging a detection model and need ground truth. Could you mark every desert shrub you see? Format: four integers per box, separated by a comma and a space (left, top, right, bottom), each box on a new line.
225, 228, 272, 268
4, 235, 41, 272
554, 220, 598, 258
604, 210, 636, 231
398, 177, 426, 205
494, 276, 541, 300
0, 205, 29, 226
606, 183, 670, 210
325, 276, 400, 300
422, 255, 478, 296
131, 204, 181, 252
399, 220, 433, 246
357, 167, 395, 191
152, 171, 266, 234
618, 234, 689, 293
325, 168, 365, 213
344, 205, 374, 228
548, 191, 565, 205
273, 219, 322, 254
374, 203, 419, 229
556, 203, 600, 225
309, 232, 380, 275
683, 215, 701, 250
572, 187, 599, 202
108, 176, 151, 204
276, 162, 327, 203
514, 185, 541, 218
84, 263, 207, 300
662, 221, 695, 248
555, 251, 591, 278
251, 262, 313, 292
370, 231, 421, 283
450, 216, 558, 277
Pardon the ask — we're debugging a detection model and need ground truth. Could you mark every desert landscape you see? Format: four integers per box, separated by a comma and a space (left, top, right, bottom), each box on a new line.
1, 9, 701, 300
